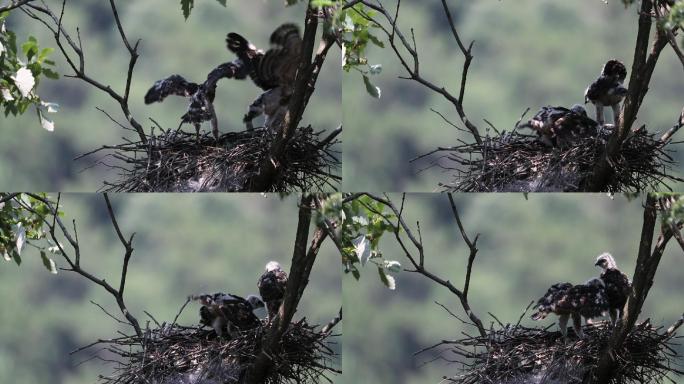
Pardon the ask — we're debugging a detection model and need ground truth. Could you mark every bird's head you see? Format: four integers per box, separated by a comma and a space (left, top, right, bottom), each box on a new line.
602, 59, 627, 83
570, 104, 587, 117
189, 294, 214, 306
265, 261, 283, 272
595, 252, 617, 270
246, 294, 265, 310
584, 277, 605, 288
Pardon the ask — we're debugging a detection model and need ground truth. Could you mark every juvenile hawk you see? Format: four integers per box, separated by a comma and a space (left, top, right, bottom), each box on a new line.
226, 23, 302, 131
192, 292, 265, 338
519, 104, 598, 147
531, 278, 609, 339
145, 23, 301, 139
144, 61, 247, 140
594, 252, 631, 325
257, 261, 288, 322
585, 59, 628, 126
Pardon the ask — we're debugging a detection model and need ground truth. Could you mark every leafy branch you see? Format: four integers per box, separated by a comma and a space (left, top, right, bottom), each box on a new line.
341, 193, 488, 339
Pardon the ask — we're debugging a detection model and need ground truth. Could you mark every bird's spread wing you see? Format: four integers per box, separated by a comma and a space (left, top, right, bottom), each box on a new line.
144, 75, 199, 104
531, 282, 573, 320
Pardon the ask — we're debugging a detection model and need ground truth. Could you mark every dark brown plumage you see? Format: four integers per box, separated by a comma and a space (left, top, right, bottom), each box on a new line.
227, 23, 302, 130
194, 293, 264, 338
257, 261, 288, 322
595, 252, 631, 325
519, 104, 598, 147
531, 278, 609, 339
585, 59, 628, 125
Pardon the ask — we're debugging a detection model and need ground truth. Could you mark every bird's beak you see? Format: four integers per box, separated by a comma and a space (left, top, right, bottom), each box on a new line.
594, 260, 602, 266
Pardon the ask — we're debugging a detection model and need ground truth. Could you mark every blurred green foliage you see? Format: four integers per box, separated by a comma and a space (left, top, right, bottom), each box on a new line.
341, 193, 684, 384
0, 1, 340, 191
0, 193, 341, 384
0, 12, 59, 131
0, 193, 57, 270
342, 1, 684, 191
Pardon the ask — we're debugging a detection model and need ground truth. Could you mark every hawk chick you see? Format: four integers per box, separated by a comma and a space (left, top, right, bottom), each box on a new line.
585, 59, 628, 125
257, 261, 288, 322
531, 278, 609, 339
193, 292, 264, 338
226, 23, 302, 131
519, 104, 598, 147
595, 252, 631, 325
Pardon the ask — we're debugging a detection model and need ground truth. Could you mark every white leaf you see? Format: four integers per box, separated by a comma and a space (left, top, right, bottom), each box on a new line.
47, 244, 63, 254
1, 87, 14, 101
0, 40, 4, 55
12, 67, 35, 98
352, 215, 368, 226
41, 101, 60, 113
1, 21, 5, 33
40, 251, 58, 274
352, 235, 371, 266
3, 251, 10, 262
385, 274, 396, 290
384, 260, 402, 273
38, 110, 55, 132
15, 224, 26, 255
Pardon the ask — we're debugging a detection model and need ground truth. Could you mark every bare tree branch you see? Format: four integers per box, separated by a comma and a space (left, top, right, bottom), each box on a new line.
20, 1, 148, 144
351, 0, 482, 145
322, 307, 342, 335
20, 193, 144, 339
358, 193, 487, 339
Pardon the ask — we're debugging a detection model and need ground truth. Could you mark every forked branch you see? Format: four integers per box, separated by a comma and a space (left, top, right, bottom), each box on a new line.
17, 193, 143, 338
19, 0, 147, 144
350, 0, 482, 145
358, 193, 487, 339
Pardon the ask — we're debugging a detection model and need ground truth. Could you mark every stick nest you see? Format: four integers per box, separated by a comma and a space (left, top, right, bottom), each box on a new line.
416, 128, 681, 192
91, 319, 337, 384
426, 320, 682, 384
82, 126, 341, 192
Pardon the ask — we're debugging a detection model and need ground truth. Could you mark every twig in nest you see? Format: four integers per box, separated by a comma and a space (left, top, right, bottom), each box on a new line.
77, 126, 341, 192
76, 318, 338, 384
413, 128, 683, 192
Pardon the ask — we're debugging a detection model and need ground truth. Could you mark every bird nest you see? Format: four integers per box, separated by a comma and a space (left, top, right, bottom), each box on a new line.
80, 126, 341, 192
415, 128, 681, 192
422, 320, 682, 384
84, 319, 338, 384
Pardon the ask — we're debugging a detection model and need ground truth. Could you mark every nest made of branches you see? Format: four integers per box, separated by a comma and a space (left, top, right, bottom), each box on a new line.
81, 126, 341, 192
428, 320, 682, 384
90, 319, 337, 384
416, 127, 681, 192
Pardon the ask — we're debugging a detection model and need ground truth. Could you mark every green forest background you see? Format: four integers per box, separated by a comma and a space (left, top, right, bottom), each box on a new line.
0, 1, 341, 191
0, 194, 341, 384
341, 193, 684, 384
343, 1, 684, 192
